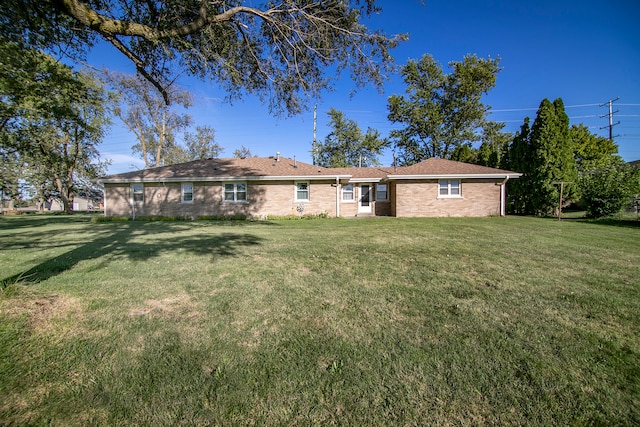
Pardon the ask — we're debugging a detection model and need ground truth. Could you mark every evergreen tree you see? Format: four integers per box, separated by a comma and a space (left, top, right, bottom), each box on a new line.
476, 121, 512, 168
503, 118, 534, 214
505, 99, 578, 216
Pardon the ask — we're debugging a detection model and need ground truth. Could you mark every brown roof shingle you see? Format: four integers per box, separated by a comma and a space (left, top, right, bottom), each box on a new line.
389, 158, 520, 176
99, 156, 520, 183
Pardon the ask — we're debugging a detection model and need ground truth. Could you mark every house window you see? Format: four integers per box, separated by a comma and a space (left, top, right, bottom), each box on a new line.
132, 184, 144, 203
438, 179, 461, 198
295, 182, 309, 201
342, 184, 354, 201
376, 183, 388, 201
181, 183, 193, 203
224, 182, 247, 202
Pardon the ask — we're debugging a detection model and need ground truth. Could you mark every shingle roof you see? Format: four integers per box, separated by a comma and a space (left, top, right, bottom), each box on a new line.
99, 157, 340, 182
98, 156, 520, 183
388, 158, 521, 177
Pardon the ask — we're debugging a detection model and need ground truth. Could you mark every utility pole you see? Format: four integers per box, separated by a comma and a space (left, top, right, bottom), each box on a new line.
599, 97, 620, 140
312, 105, 317, 165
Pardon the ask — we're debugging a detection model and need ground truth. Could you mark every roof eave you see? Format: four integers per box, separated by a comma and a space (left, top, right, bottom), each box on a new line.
387, 173, 522, 180
97, 174, 353, 184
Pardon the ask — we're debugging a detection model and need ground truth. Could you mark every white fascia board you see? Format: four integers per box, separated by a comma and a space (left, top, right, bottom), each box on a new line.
348, 178, 383, 183
98, 175, 353, 184
387, 173, 522, 180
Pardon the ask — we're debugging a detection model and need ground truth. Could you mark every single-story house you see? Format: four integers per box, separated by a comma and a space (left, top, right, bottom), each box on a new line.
47, 189, 104, 212
96, 155, 521, 219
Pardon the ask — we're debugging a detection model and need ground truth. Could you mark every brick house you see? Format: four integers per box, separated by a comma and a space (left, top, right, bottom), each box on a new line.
97, 156, 521, 219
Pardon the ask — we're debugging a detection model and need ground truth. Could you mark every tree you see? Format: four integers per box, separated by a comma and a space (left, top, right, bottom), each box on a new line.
476, 121, 512, 168
580, 160, 638, 218
387, 54, 502, 164
0, 149, 21, 211
570, 124, 619, 172
104, 71, 193, 168
233, 146, 253, 159
160, 125, 222, 164
315, 108, 386, 167
0, 41, 110, 213
505, 98, 578, 216
4, 1, 405, 114
183, 126, 223, 160
502, 118, 534, 214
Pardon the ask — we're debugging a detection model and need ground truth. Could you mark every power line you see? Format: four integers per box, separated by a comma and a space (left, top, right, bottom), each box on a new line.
491, 102, 603, 113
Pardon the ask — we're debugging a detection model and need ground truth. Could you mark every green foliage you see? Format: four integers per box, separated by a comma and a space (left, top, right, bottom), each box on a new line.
387, 54, 502, 163
182, 126, 222, 160
1, 40, 110, 213
161, 125, 223, 165
103, 71, 193, 168
197, 215, 248, 221
134, 216, 192, 222
315, 108, 386, 167
505, 98, 578, 215
476, 121, 512, 168
571, 124, 619, 171
1, 1, 404, 115
232, 146, 253, 159
580, 161, 639, 218
450, 144, 476, 163
265, 212, 330, 220
0, 150, 21, 204
91, 216, 131, 223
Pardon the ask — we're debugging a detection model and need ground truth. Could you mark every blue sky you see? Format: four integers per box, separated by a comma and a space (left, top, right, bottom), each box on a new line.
94, 0, 640, 174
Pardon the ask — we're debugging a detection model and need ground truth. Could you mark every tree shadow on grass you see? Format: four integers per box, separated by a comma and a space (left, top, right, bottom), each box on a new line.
0, 213, 95, 231
565, 217, 640, 229
1, 221, 265, 285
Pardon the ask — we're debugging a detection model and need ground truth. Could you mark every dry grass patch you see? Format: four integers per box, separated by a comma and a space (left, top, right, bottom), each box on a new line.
0, 291, 84, 335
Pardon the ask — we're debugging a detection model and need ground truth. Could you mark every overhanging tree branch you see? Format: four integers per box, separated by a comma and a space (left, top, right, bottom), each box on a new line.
39, 1, 405, 111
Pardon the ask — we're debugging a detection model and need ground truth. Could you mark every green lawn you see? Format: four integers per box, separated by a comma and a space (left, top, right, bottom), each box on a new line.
1, 214, 638, 425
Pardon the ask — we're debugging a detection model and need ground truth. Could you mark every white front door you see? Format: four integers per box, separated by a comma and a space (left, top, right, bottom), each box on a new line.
358, 184, 372, 214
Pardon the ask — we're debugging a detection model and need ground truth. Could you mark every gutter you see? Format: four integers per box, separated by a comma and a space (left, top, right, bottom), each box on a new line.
499, 176, 510, 217
97, 174, 353, 184
335, 177, 340, 217
387, 173, 523, 180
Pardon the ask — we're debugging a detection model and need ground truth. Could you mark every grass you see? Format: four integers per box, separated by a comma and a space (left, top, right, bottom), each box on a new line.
0, 214, 638, 425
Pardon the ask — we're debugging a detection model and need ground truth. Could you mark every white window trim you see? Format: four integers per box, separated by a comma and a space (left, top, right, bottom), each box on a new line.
295, 181, 310, 202
131, 183, 144, 204
438, 179, 462, 199
181, 182, 194, 204
222, 182, 248, 204
376, 183, 388, 201
342, 184, 355, 202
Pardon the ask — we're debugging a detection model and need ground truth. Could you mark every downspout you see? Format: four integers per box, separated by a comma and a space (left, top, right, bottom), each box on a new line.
335, 177, 340, 217
500, 176, 510, 217
131, 185, 136, 221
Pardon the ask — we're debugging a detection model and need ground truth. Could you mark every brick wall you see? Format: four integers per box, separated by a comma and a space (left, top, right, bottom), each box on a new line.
394, 179, 502, 217
104, 178, 503, 218
104, 180, 340, 218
